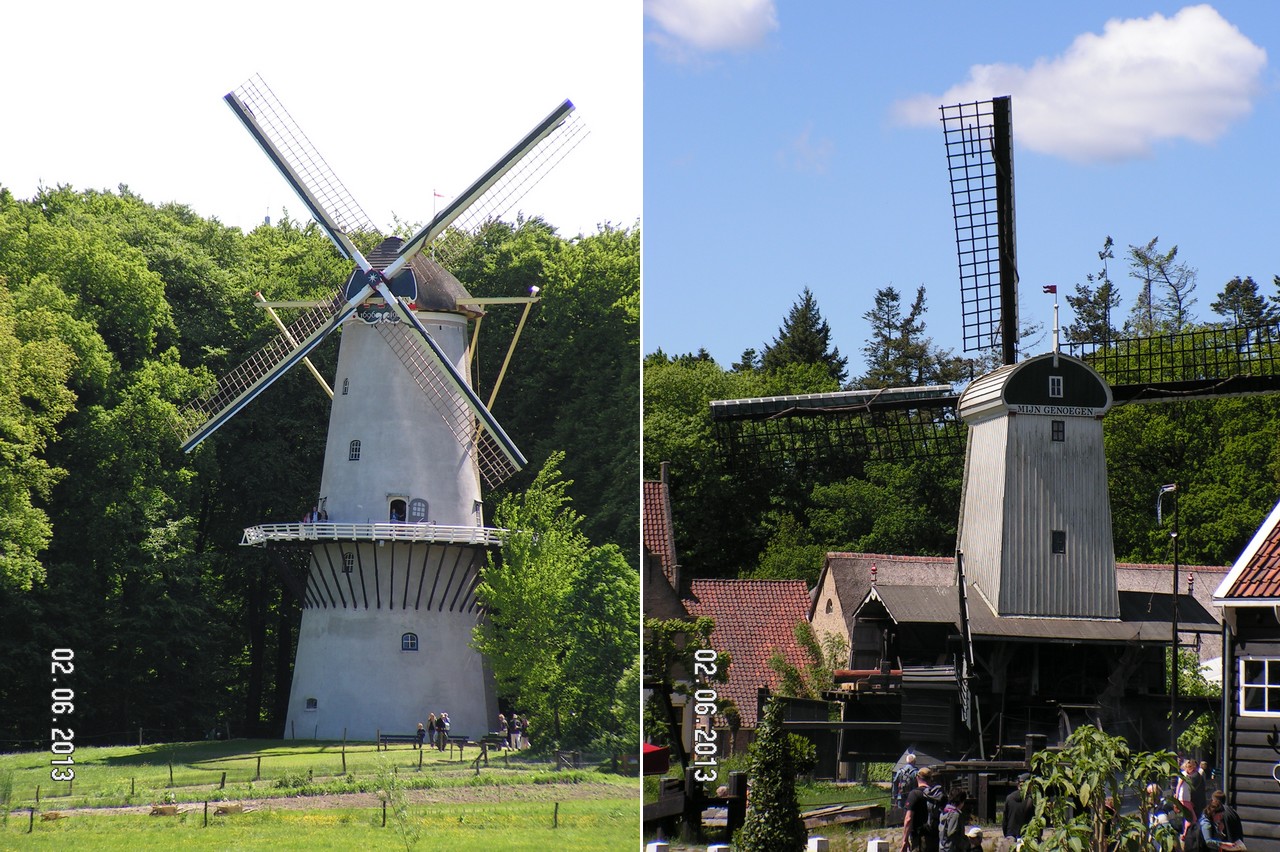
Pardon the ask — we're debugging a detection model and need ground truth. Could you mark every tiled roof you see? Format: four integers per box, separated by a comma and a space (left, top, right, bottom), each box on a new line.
1216, 499, 1280, 600
682, 579, 811, 729
823, 552, 1226, 632
642, 479, 677, 586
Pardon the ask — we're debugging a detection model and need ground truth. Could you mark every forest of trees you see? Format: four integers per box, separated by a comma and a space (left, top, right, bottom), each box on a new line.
0, 184, 638, 750
645, 242, 1280, 585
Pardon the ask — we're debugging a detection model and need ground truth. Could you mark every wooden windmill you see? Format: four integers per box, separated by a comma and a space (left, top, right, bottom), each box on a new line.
179, 75, 585, 740
708, 96, 1276, 759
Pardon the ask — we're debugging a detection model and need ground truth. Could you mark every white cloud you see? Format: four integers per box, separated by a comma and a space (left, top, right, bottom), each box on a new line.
892, 5, 1266, 163
645, 0, 777, 58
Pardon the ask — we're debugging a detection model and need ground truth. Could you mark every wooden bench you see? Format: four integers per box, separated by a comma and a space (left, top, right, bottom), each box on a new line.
446, 734, 470, 759
377, 732, 423, 750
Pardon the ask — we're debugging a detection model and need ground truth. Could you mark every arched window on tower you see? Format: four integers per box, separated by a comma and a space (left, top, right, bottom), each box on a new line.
389, 498, 407, 522
342, 378, 349, 395
349, 439, 361, 461
401, 633, 418, 652
408, 499, 428, 523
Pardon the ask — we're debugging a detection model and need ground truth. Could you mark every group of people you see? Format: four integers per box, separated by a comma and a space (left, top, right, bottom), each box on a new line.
495, 713, 528, 750
1157, 758, 1244, 851
414, 712, 451, 750
301, 506, 328, 523
895, 761, 984, 852
893, 753, 1247, 852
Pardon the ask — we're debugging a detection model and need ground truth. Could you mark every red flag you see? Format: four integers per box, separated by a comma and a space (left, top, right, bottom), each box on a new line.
1043, 285, 1057, 294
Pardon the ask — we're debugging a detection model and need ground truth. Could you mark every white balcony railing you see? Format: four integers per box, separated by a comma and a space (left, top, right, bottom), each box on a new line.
240, 522, 506, 548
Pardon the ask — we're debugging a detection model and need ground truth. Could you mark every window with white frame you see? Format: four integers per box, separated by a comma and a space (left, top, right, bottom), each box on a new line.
1049, 375, 1064, 398
1240, 657, 1280, 715
402, 632, 418, 652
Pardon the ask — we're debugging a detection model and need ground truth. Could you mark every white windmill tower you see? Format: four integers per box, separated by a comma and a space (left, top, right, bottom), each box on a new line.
178, 75, 586, 740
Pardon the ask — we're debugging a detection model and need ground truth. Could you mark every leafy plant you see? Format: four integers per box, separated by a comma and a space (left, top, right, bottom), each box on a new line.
1021, 724, 1179, 851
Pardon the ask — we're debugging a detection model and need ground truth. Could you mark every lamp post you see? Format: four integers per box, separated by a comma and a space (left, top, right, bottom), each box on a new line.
1158, 483, 1179, 754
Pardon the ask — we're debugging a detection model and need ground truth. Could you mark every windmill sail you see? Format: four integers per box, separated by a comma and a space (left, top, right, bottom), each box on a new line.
941, 96, 1019, 365
179, 284, 374, 451
373, 318, 523, 489
225, 75, 378, 264
387, 99, 586, 275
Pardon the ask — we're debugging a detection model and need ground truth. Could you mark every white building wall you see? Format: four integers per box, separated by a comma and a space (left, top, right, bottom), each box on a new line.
284, 541, 497, 741
319, 311, 481, 527
284, 306, 500, 742
957, 413, 1008, 605
999, 414, 1118, 617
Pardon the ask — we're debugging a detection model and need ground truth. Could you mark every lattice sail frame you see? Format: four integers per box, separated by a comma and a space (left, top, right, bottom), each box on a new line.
374, 320, 519, 489
229, 75, 379, 248
941, 97, 1019, 365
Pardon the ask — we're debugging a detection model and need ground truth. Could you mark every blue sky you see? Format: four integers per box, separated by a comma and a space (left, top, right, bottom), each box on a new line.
0, 1, 639, 241
643, 2, 1280, 377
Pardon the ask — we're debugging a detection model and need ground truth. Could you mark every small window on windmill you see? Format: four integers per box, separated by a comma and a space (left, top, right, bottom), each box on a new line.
1051, 529, 1067, 554
305, 698, 318, 711
342, 552, 354, 574
349, 439, 361, 461
1049, 375, 1064, 398
402, 632, 418, 652
473, 500, 484, 525
408, 499, 428, 523
342, 378, 349, 395
825, 599, 833, 614
1051, 420, 1065, 442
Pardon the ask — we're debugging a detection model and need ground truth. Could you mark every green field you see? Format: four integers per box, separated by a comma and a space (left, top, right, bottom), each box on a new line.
0, 739, 639, 850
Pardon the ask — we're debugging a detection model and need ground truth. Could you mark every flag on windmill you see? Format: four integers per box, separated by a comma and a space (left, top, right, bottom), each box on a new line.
1043, 285, 1057, 294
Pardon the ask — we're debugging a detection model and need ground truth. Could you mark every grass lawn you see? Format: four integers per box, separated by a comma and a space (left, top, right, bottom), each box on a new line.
0, 739, 634, 808
0, 739, 639, 849
2, 799, 637, 850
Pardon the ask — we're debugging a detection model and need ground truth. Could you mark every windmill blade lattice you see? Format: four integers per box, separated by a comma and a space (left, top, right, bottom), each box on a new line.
393, 102, 588, 273
941, 96, 1019, 365
226, 75, 379, 261
373, 319, 522, 489
177, 286, 371, 451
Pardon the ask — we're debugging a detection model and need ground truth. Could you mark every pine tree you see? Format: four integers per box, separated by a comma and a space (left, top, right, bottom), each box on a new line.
1212, 275, 1279, 327
857, 285, 964, 388
761, 287, 848, 384
737, 698, 808, 852
1127, 237, 1196, 334
1065, 236, 1124, 344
